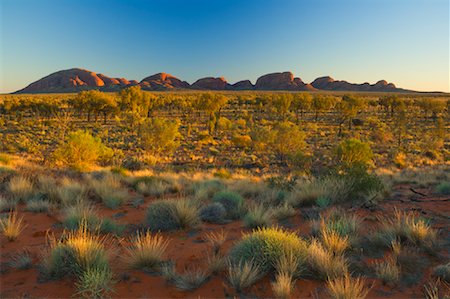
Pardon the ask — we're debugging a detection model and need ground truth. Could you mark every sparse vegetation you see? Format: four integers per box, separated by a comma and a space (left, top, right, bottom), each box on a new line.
227, 260, 263, 293
326, 274, 370, 299
126, 231, 169, 271
0, 210, 25, 241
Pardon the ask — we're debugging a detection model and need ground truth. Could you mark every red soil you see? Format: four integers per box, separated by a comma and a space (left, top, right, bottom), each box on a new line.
1, 183, 448, 298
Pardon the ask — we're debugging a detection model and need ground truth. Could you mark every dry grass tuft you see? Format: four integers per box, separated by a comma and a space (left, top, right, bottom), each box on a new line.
126, 231, 169, 271
326, 274, 370, 299
0, 210, 25, 241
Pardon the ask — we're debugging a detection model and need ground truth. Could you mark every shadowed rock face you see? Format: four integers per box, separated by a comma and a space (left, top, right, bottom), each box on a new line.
15, 68, 411, 93
232, 80, 254, 90
311, 76, 399, 92
191, 77, 231, 90
140, 73, 190, 90
254, 72, 316, 91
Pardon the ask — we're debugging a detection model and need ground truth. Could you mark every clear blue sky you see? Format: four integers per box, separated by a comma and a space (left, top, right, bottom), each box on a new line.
0, 0, 449, 93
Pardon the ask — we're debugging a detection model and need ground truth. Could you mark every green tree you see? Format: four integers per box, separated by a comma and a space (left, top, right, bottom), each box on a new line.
312, 95, 334, 121
291, 93, 313, 121
140, 117, 181, 156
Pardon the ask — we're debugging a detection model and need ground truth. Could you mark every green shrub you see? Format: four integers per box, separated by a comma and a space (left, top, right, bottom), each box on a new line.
75, 267, 114, 299
230, 227, 308, 273
53, 130, 113, 170
433, 263, 450, 282
334, 138, 373, 169
0, 153, 11, 165
244, 205, 273, 229
213, 191, 244, 219
227, 260, 263, 293
8, 176, 34, 202
192, 179, 226, 201
145, 200, 179, 232
199, 202, 226, 223
436, 182, 450, 195
140, 117, 180, 156
26, 199, 51, 213
145, 199, 199, 232
89, 174, 128, 209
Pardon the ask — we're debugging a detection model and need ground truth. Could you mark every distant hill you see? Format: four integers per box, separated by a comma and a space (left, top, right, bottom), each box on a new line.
15, 68, 416, 93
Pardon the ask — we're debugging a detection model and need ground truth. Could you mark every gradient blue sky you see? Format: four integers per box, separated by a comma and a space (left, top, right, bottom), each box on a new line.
1, 0, 449, 93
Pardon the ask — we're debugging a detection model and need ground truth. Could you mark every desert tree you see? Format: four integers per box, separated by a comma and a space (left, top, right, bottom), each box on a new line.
291, 93, 312, 121
139, 117, 181, 157
312, 95, 334, 121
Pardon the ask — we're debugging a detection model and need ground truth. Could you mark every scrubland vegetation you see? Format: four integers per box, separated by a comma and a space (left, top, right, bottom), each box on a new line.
0, 89, 449, 298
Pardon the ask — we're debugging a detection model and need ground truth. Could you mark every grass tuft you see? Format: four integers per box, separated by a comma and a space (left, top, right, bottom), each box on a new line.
227, 260, 263, 293
0, 210, 25, 241
126, 231, 169, 271
326, 274, 370, 299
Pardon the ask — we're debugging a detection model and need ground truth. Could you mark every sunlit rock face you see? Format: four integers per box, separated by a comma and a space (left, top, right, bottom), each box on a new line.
16, 68, 132, 93
15, 68, 407, 93
254, 72, 315, 91
140, 73, 190, 90
191, 77, 231, 90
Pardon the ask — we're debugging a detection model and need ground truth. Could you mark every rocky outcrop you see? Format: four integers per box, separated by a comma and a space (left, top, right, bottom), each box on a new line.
191, 77, 231, 90
254, 72, 315, 91
311, 76, 401, 92
140, 73, 190, 90
14, 68, 412, 93
16, 68, 133, 93
231, 80, 254, 90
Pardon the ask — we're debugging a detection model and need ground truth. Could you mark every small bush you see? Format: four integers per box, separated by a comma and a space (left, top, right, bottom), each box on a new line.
326, 274, 369, 299
0, 197, 17, 212
321, 230, 350, 256
145, 200, 180, 232
0, 210, 25, 241
173, 268, 209, 291
199, 202, 226, 223
230, 227, 308, 273
9, 251, 33, 269
212, 191, 245, 219
244, 205, 273, 229
26, 199, 51, 213
140, 117, 180, 156
227, 260, 263, 293
436, 182, 450, 195
126, 231, 169, 271
134, 176, 171, 198
89, 174, 128, 209
57, 178, 87, 206
274, 249, 305, 279
53, 130, 114, 171
8, 176, 34, 202
433, 263, 450, 282
173, 199, 201, 229
374, 209, 437, 247
145, 199, 199, 232
193, 179, 225, 201
75, 267, 113, 299
374, 256, 400, 285
313, 209, 360, 245
307, 239, 348, 280
41, 222, 110, 281
63, 204, 123, 235
271, 271, 294, 299
0, 153, 11, 165
334, 138, 373, 169
203, 229, 228, 254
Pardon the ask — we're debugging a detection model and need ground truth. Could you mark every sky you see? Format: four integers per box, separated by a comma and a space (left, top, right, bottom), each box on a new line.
0, 0, 449, 93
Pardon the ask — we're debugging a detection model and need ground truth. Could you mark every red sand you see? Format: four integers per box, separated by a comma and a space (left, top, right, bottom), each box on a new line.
1, 183, 449, 298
